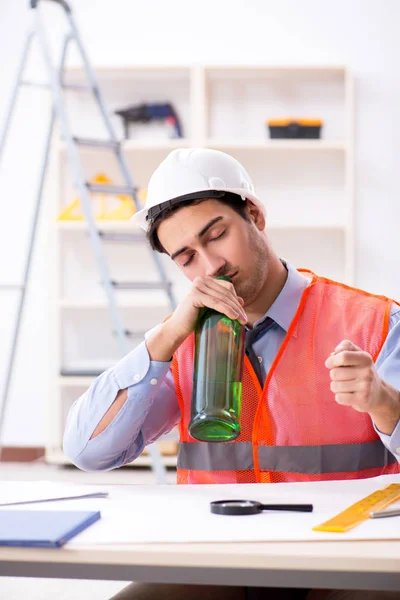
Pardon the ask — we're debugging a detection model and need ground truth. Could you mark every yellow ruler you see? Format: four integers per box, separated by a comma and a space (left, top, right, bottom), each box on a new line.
313, 483, 400, 533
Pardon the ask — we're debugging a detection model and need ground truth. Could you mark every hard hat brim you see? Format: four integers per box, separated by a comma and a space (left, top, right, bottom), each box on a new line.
131, 188, 265, 232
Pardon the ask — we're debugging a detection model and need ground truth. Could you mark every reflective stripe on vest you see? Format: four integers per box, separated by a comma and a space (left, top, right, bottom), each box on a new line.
178, 440, 397, 474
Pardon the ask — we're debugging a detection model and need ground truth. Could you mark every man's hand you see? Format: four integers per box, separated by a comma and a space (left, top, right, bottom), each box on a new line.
167, 276, 247, 344
325, 340, 400, 435
146, 276, 247, 363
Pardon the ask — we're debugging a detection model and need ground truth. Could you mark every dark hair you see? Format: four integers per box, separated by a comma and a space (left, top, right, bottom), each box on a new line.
146, 194, 251, 254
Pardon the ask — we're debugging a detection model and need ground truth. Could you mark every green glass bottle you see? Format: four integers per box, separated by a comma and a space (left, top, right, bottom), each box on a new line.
188, 276, 246, 442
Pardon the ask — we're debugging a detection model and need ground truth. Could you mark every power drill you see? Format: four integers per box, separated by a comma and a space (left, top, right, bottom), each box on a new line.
115, 103, 183, 139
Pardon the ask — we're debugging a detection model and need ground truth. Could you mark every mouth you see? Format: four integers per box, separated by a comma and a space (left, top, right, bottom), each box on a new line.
228, 271, 238, 281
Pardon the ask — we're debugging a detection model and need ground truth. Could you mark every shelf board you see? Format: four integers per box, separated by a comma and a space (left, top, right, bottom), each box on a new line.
123, 139, 190, 150
58, 138, 192, 153
65, 64, 346, 78
58, 139, 348, 155
205, 64, 347, 73
45, 447, 177, 469
208, 140, 347, 151
205, 65, 347, 82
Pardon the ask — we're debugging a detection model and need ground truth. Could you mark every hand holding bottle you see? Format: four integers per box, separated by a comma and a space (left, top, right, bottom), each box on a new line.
167, 276, 247, 344
146, 276, 247, 363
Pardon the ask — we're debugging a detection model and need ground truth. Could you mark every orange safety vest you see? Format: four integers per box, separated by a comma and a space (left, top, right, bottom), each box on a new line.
171, 270, 400, 484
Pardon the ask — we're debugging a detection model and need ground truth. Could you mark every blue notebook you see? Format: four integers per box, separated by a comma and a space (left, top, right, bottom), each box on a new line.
0, 510, 101, 548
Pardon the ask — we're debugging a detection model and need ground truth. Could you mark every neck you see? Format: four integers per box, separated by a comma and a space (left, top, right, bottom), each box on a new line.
245, 256, 288, 327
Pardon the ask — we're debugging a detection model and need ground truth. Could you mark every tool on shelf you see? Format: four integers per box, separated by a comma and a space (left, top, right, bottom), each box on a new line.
0, 0, 177, 483
115, 102, 183, 139
267, 118, 323, 139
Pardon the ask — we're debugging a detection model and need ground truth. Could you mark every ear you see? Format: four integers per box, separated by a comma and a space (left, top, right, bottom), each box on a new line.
246, 200, 266, 231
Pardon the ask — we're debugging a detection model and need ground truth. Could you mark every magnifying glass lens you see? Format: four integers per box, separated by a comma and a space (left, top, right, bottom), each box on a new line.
210, 500, 262, 515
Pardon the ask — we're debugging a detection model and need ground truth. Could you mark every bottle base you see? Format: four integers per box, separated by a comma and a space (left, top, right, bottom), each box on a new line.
189, 415, 240, 443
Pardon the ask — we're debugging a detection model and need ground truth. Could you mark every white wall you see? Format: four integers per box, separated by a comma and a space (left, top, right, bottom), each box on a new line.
0, 0, 399, 446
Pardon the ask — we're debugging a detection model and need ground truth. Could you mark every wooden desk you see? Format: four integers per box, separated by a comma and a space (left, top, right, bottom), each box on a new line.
1, 539, 399, 591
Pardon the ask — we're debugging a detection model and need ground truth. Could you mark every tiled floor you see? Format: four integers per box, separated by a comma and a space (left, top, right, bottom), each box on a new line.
0, 460, 177, 599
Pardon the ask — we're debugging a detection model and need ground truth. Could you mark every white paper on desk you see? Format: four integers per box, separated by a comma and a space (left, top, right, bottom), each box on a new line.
0, 480, 108, 507
69, 474, 400, 546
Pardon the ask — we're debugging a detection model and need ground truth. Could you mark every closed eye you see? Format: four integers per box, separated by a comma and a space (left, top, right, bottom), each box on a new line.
183, 254, 195, 267
182, 231, 226, 267
210, 231, 226, 242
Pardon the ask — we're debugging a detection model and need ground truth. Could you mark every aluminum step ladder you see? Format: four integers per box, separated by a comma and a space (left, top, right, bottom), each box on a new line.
0, 0, 177, 483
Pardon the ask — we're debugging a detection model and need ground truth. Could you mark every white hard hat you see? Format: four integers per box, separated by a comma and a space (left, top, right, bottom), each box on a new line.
131, 148, 265, 232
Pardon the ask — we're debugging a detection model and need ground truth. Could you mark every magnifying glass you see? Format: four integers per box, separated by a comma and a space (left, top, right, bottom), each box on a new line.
210, 500, 313, 516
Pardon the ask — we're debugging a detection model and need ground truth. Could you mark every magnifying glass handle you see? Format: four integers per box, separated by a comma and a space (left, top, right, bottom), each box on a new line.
262, 504, 313, 512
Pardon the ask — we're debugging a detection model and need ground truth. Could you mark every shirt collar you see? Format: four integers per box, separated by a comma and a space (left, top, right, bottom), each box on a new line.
252, 261, 310, 335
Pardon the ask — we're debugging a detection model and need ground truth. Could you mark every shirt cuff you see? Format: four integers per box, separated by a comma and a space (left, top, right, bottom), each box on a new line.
113, 340, 172, 390
374, 418, 400, 459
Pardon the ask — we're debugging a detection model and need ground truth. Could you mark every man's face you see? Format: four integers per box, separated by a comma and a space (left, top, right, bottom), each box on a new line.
157, 199, 269, 305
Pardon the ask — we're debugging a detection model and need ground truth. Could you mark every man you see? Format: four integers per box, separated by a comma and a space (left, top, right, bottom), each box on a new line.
64, 148, 400, 600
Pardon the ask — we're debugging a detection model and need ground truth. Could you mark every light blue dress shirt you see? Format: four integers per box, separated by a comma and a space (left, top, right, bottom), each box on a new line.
63, 264, 400, 471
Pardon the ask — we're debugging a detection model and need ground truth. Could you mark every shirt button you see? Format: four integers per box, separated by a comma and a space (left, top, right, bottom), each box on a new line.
150, 378, 158, 385
258, 356, 263, 363
133, 374, 141, 382
396, 447, 400, 455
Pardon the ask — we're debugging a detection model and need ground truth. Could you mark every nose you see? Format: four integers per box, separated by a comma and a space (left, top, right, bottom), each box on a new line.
203, 252, 226, 278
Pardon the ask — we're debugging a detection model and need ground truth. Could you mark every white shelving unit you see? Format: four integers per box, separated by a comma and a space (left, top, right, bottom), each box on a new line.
46, 64, 354, 466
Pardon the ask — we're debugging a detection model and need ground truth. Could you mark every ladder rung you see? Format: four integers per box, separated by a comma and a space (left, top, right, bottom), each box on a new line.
99, 232, 144, 242
0, 284, 24, 290
87, 183, 136, 196
62, 83, 93, 92
73, 137, 119, 150
111, 281, 172, 291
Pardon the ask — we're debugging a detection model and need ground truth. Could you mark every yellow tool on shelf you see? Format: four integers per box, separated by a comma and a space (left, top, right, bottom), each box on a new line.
57, 173, 143, 221
313, 483, 400, 533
